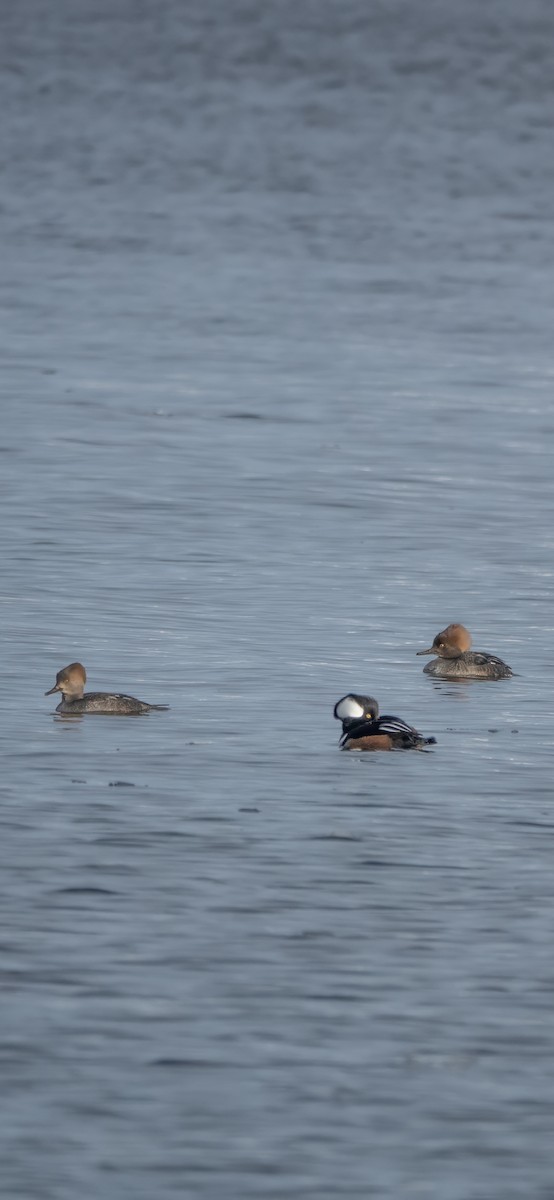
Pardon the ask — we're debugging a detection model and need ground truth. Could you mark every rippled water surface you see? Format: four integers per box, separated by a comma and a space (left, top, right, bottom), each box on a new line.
2, 1, 554, 1196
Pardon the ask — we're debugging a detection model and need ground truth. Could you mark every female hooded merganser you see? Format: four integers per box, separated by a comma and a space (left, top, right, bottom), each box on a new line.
334, 694, 436, 751
45, 663, 169, 715
416, 624, 512, 680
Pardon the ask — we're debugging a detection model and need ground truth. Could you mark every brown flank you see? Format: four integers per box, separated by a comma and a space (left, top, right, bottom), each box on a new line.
343, 734, 394, 751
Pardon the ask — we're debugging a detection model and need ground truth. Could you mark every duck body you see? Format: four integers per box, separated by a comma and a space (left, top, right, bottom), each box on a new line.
53, 692, 167, 715
421, 652, 511, 680
334, 694, 436, 752
417, 624, 512, 680
45, 663, 169, 715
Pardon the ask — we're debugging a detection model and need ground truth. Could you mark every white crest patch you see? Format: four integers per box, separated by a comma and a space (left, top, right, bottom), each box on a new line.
335, 695, 365, 721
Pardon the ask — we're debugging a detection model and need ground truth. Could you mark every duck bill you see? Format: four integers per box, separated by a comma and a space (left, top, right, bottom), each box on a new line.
45, 683, 61, 695
416, 647, 434, 656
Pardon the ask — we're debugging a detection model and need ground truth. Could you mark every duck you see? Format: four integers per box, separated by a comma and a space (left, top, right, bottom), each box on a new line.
45, 662, 169, 715
416, 624, 512, 679
334, 693, 436, 751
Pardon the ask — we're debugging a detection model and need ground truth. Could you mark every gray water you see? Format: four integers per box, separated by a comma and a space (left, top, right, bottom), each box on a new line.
2, 1, 554, 1196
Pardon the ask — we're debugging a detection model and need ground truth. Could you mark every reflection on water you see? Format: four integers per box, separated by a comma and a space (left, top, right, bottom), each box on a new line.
2, 0, 554, 1197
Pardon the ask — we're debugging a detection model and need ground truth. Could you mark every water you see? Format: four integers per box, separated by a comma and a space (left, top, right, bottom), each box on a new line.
2, 1, 554, 1196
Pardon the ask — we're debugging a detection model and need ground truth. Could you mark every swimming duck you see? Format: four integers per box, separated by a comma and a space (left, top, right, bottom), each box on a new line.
45, 662, 169, 715
416, 624, 512, 679
334, 693, 436, 751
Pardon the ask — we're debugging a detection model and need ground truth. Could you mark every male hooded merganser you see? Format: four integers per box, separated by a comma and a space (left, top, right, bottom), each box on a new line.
45, 663, 169, 715
334, 694, 436, 751
416, 624, 512, 680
